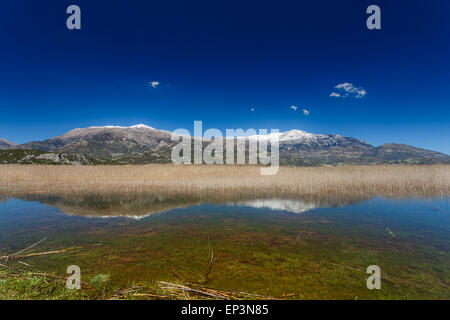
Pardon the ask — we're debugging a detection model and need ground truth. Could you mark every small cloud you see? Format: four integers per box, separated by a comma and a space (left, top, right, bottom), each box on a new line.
149, 81, 160, 88
330, 82, 366, 98
355, 89, 366, 98
302, 109, 310, 116
250, 107, 255, 112
290, 105, 298, 111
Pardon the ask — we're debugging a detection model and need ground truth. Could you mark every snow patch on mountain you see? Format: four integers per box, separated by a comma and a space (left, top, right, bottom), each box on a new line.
247, 129, 316, 142
130, 124, 155, 129
86, 124, 155, 130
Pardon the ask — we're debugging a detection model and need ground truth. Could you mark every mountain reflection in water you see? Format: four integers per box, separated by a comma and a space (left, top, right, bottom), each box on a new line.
230, 198, 320, 213
0, 192, 448, 299
0, 192, 368, 218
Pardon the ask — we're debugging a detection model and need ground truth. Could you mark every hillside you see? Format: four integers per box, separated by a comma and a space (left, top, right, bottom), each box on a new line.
0, 138, 17, 150
0, 149, 115, 165
3, 124, 448, 165
19, 125, 173, 159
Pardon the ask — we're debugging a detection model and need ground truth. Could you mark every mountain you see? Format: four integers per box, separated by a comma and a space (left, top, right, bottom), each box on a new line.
0, 138, 17, 150
361, 143, 450, 164
11, 125, 450, 165
261, 130, 375, 165
116, 129, 450, 165
19, 125, 173, 159
244, 131, 450, 165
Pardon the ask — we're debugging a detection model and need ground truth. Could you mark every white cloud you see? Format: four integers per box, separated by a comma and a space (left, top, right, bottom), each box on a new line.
290, 105, 298, 111
355, 89, 366, 98
149, 81, 160, 88
302, 109, 310, 116
330, 82, 366, 98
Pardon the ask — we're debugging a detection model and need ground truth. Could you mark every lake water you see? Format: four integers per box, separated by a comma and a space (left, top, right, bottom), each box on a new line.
0, 195, 448, 299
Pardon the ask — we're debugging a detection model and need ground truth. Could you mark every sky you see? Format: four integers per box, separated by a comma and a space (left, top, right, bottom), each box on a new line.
1, 0, 449, 154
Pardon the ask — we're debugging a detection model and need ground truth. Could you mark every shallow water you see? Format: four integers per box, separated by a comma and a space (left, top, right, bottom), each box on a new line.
0, 195, 449, 299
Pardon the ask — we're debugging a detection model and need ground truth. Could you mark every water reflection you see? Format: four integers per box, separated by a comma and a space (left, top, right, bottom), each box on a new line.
0, 193, 448, 299
231, 198, 320, 213
0, 192, 373, 218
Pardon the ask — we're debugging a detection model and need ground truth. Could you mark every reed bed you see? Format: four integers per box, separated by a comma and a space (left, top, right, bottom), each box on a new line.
0, 164, 448, 201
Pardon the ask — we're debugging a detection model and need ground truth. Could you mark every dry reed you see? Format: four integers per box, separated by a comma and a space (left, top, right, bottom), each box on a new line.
0, 164, 448, 201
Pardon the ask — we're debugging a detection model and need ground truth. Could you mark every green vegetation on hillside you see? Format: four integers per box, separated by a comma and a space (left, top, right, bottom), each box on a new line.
0, 149, 117, 165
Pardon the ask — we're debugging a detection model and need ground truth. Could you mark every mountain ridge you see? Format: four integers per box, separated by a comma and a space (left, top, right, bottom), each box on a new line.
0, 138, 18, 150
1, 124, 447, 165
18, 125, 173, 159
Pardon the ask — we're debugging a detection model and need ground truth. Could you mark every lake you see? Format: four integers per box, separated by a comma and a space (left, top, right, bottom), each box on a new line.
0, 194, 448, 299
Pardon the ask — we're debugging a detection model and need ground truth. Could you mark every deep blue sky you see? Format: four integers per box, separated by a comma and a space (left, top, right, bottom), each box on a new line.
1, 0, 449, 153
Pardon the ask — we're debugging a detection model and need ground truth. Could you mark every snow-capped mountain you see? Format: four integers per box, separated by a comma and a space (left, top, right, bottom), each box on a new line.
13, 124, 450, 164
247, 129, 315, 142
19, 124, 172, 159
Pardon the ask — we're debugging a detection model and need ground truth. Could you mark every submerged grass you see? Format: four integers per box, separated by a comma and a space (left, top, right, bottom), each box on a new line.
1, 207, 448, 300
